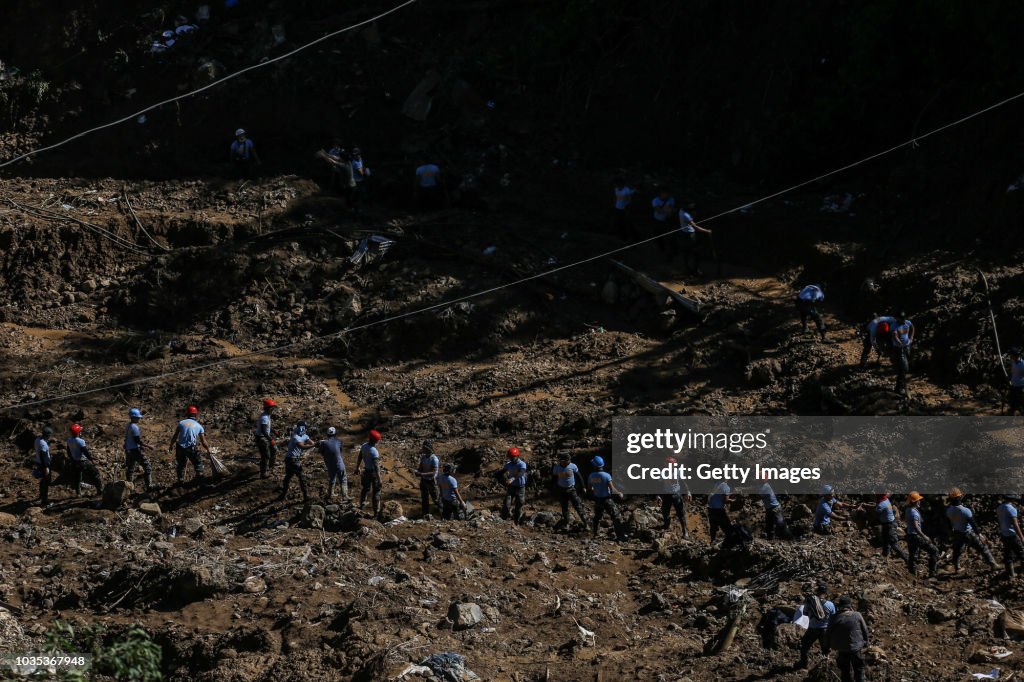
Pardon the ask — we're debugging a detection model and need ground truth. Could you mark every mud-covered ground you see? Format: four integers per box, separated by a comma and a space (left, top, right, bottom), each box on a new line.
0, 171, 1022, 681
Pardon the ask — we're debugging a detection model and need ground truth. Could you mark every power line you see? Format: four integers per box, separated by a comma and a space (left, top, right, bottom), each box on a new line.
0, 0, 419, 170
2, 88, 1022, 412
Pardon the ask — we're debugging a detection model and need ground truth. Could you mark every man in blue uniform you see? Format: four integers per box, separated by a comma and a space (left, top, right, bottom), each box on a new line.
124, 407, 153, 492
552, 452, 588, 529
168, 406, 210, 486
588, 456, 626, 540
318, 426, 347, 501
354, 430, 384, 518
946, 487, 998, 573
502, 447, 528, 525
417, 441, 442, 517
33, 426, 54, 506
796, 284, 826, 342
278, 422, 315, 503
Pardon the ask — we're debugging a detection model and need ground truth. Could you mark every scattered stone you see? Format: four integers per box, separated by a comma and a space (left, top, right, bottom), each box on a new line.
927, 606, 956, 624
432, 533, 460, 551
303, 504, 325, 530
448, 602, 483, 630
243, 576, 267, 594
529, 511, 557, 527
0, 513, 17, 527
182, 517, 205, 536
138, 502, 162, 517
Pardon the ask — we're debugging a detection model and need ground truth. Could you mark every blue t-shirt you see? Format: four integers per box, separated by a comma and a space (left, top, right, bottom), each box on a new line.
759, 483, 780, 510
998, 502, 1019, 537
439, 474, 459, 502
286, 433, 310, 459
360, 443, 380, 471
876, 499, 895, 523
946, 504, 975, 533
678, 210, 695, 233
552, 463, 579, 489
815, 498, 835, 527
176, 419, 205, 448
798, 285, 824, 302
419, 454, 440, 480
808, 600, 836, 629
708, 482, 731, 509
905, 507, 923, 535
416, 164, 440, 188
652, 196, 676, 222
66, 437, 88, 462
256, 413, 272, 437
125, 422, 142, 450
319, 438, 344, 471
503, 459, 527, 488
34, 437, 51, 467
589, 471, 613, 499
1011, 359, 1024, 388
231, 138, 254, 160
894, 320, 914, 347
614, 186, 635, 210
352, 158, 366, 182
867, 316, 897, 340
664, 477, 682, 495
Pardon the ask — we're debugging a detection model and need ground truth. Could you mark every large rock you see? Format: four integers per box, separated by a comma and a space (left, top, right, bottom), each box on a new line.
242, 576, 267, 594
101, 480, 134, 510
379, 501, 403, 523
303, 505, 325, 530
432, 533, 460, 550
448, 602, 483, 630
0, 512, 18, 527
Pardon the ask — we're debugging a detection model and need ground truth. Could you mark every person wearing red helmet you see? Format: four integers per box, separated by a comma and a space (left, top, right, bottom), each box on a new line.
66, 423, 103, 497
255, 399, 279, 479
502, 446, 528, 525
354, 430, 383, 518
658, 456, 691, 538
168, 406, 211, 486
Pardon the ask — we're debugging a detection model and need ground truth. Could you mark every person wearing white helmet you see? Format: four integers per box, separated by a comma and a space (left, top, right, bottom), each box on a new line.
318, 426, 348, 501
33, 426, 54, 507
229, 127, 261, 177
124, 407, 154, 492
813, 485, 846, 534
278, 421, 315, 503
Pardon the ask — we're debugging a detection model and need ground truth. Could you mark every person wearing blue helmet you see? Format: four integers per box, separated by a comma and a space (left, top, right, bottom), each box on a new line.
588, 455, 626, 540
278, 421, 315, 503
124, 407, 154, 492
813, 485, 847, 534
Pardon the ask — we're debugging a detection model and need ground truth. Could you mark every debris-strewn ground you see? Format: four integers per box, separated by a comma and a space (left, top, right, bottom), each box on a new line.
0, 169, 1023, 682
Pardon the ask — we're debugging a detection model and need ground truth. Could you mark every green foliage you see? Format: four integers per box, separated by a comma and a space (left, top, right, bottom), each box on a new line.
44, 620, 162, 682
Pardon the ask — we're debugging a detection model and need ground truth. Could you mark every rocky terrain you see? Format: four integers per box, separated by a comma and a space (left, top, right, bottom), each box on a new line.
2, 1, 1024, 681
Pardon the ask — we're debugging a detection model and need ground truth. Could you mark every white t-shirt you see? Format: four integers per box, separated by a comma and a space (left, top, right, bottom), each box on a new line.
416, 164, 441, 188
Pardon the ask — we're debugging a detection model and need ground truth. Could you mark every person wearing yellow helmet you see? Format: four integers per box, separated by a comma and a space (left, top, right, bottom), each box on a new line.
904, 492, 938, 578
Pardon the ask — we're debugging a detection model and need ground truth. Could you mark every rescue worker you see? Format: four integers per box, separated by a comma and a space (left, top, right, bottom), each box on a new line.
708, 480, 731, 543
796, 583, 835, 670
760, 481, 791, 540
552, 451, 588, 529
876, 491, 908, 561
904, 491, 938, 578
676, 203, 712, 276
891, 313, 914, 395
319, 426, 347, 501
66, 423, 103, 496
353, 430, 383, 518
658, 456, 690, 538
946, 487, 998, 573
588, 456, 626, 540
124, 407, 153, 492
796, 284, 826, 341
439, 463, 467, 520
1008, 347, 1024, 415
168, 406, 210, 486
417, 441, 442, 517
255, 398, 278, 479
813, 485, 846, 534
829, 596, 870, 682
33, 426, 54, 507
612, 177, 638, 240
278, 421, 314, 503
502, 447, 528, 525
860, 314, 897, 366
229, 128, 261, 176
997, 493, 1024, 579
